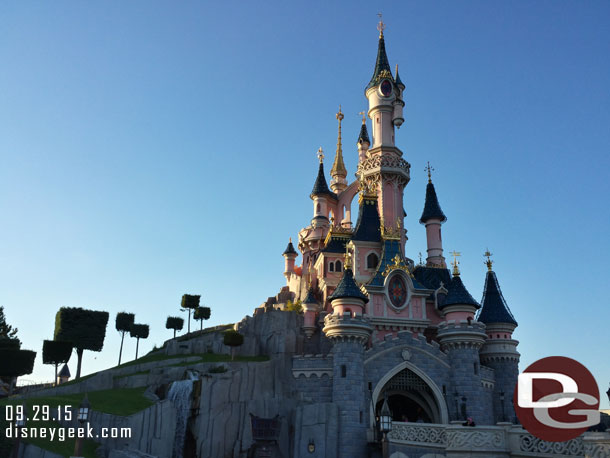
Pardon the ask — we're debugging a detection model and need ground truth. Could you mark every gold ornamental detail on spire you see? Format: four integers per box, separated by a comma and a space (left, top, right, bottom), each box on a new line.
382, 254, 413, 278
450, 250, 461, 276
323, 223, 352, 246
381, 218, 402, 240
425, 161, 434, 184
377, 13, 385, 38
484, 249, 494, 272
357, 179, 378, 205
317, 147, 324, 163
331, 106, 347, 179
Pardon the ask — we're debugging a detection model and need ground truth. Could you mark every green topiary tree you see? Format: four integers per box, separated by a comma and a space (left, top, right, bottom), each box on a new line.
223, 329, 244, 361
285, 300, 303, 313
42, 340, 72, 386
54, 307, 109, 380
181, 294, 200, 334
194, 307, 211, 331
165, 316, 184, 339
0, 338, 36, 395
115, 312, 135, 365
130, 324, 149, 360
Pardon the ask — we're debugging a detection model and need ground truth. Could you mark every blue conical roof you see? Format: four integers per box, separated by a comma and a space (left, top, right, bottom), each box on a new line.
283, 240, 297, 256
395, 66, 405, 89
441, 275, 480, 309
303, 287, 318, 305
477, 271, 518, 326
366, 36, 393, 91
310, 162, 337, 200
329, 268, 368, 303
420, 181, 446, 223
358, 123, 370, 145
352, 195, 381, 242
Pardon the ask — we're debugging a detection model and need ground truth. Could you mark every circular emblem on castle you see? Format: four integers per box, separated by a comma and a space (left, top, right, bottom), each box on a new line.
388, 274, 407, 308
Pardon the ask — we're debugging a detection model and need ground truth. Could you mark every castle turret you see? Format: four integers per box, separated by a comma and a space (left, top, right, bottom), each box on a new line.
357, 112, 370, 163
393, 64, 405, 128
437, 256, 490, 424
330, 107, 348, 193
310, 148, 336, 229
323, 256, 372, 458
478, 251, 520, 424
302, 287, 319, 338
282, 238, 298, 282
420, 164, 447, 268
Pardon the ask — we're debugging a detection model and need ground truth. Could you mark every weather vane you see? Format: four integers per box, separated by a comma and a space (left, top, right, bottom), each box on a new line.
418, 252, 423, 265
317, 147, 324, 163
425, 161, 434, 183
450, 250, 461, 276
358, 111, 366, 124
484, 249, 493, 272
377, 13, 385, 38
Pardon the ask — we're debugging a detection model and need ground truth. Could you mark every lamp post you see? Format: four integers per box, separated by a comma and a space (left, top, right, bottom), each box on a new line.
379, 396, 392, 458
11, 403, 27, 458
72, 395, 90, 458
499, 391, 506, 422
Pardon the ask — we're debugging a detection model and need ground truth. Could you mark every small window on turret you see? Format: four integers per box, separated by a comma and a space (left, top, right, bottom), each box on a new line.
367, 253, 379, 269
335, 260, 342, 272
341, 365, 347, 377
329, 262, 334, 272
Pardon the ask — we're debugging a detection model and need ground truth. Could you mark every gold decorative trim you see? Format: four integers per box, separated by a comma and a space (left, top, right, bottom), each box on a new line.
382, 254, 413, 278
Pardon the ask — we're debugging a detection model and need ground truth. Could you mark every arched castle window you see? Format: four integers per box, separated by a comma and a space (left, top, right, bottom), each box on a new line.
316, 203, 320, 213
335, 260, 342, 272
366, 252, 379, 269
329, 261, 334, 272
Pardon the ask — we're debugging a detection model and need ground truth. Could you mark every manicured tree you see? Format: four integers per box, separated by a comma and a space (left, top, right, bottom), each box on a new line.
115, 312, 135, 365
130, 324, 149, 360
181, 294, 200, 334
223, 330, 244, 361
0, 338, 36, 395
42, 340, 72, 385
165, 316, 184, 339
193, 307, 211, 331
54, 307, 109, 380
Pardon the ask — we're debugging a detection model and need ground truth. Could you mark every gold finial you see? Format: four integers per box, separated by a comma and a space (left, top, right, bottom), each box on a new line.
377, 13, 385, 38
484, 249, 494, 272
289, 237, 292, 243
418, 252, 423, 265
425, 161, 434, 184
344, 248, 352, 269
358, 111, 367, 124
336, 105, 344, 122
450, 250, 461, 276
317, 147, 324, 163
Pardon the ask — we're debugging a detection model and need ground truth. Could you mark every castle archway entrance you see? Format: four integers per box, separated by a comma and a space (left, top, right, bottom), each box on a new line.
370, 361, 449, 429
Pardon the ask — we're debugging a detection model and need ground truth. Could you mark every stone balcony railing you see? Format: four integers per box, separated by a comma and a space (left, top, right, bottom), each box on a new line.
386, 422, 610, 457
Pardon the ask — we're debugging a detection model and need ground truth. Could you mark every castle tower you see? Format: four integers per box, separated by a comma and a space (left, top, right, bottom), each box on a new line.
419, 164, 447, 268
477, 252, 520, 424
330, 107, 348, 193
282, 238, 298, 283
437, 257, 490, 424
323, 257, 372, 458
358, 19, 410, 253
357, 112, 370, 163
311, 148, 336, 229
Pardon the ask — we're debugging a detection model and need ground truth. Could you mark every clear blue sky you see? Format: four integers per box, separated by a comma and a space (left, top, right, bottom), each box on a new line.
1, 2, 608, 407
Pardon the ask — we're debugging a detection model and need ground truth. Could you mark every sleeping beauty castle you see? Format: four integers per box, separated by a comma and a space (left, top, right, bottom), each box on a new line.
267, 18, 527, 458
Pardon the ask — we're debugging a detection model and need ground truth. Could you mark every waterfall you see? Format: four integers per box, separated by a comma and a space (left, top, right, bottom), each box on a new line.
168, 371, 198, 458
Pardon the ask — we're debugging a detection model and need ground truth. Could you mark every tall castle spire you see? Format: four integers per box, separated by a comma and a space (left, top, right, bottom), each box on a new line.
420, 164, 447, 267
330, 106, 348, 193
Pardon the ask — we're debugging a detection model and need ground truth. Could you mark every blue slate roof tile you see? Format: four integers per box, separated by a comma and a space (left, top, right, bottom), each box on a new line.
419, 181, 446, 223
441, 275, 480, 309
329, 268, 368, 303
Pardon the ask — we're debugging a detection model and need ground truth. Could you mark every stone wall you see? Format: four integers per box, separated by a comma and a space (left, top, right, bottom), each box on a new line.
292, 403, 339, 457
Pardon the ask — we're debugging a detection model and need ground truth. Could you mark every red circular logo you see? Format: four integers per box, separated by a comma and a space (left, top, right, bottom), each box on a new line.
514, 356, 600, 442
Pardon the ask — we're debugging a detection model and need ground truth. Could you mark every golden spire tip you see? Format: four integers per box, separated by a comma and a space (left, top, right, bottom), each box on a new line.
484, 249, 494, 272
425, 161, 434, 184
317, 147, 324, 163
450, 250, 461, 276
359, 111, 366, 124
377, 13, 385, 38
